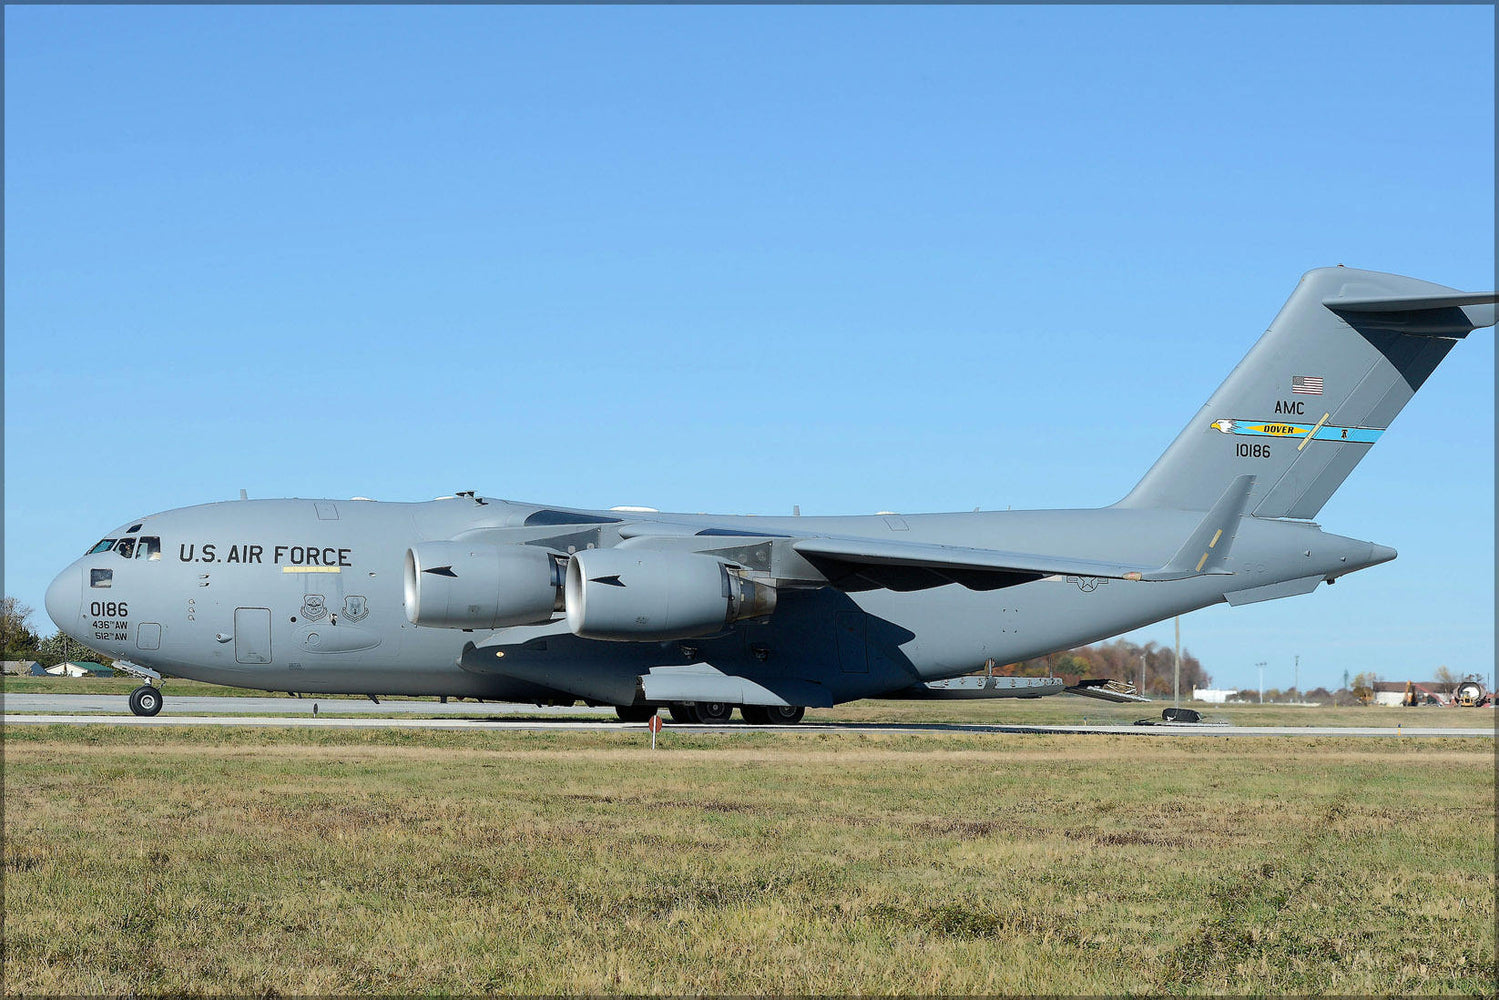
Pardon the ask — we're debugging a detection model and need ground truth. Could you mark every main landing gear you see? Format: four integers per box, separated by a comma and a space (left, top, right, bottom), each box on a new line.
740, 705, 805, 726
669, 702, 735, 724
128, 685, 163, 717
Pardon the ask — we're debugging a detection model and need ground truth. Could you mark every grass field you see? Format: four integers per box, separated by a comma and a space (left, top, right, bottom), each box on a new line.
4, 725, 1493, 994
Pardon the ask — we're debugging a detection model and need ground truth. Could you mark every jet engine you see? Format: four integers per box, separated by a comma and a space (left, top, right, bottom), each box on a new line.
565, 548, 777, 641
404, 542, 564, 629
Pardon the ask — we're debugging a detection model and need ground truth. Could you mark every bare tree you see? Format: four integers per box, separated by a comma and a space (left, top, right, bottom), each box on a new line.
1000, 638, 1211, 693
2, 596, 41, 657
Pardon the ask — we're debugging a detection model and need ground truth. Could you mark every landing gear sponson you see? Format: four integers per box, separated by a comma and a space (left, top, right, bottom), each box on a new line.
618, 703, 806, 725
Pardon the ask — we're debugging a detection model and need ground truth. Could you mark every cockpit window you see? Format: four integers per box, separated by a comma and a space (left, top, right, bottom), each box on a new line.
115, 537, 136, 559
134, 536, 162, 560
87, 539, 117, 555
91, 569, 113, 589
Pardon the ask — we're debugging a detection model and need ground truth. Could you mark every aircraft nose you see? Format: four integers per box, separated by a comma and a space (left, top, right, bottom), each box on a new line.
45, 564, 83, 632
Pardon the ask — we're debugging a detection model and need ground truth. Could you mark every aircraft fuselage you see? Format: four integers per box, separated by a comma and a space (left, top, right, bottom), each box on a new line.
45, 495, 1390, 706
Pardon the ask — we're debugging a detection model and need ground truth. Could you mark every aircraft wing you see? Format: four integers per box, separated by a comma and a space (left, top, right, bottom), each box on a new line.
788, 476, 1255, 592
789, 536, 1157, 592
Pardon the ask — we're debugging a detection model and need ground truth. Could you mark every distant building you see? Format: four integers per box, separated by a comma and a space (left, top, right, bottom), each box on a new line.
1371, 680, 1449, 707
2, 659, 35, 675
42, 661, 107, 678
1192, 688, 1239, 704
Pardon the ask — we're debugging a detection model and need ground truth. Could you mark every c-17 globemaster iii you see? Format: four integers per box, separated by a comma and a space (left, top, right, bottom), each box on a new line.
46, 267, 1496, 721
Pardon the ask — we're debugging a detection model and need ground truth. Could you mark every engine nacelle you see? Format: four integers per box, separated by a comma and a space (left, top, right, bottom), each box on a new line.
565, 548, 776, 641
404, 542, 563, 629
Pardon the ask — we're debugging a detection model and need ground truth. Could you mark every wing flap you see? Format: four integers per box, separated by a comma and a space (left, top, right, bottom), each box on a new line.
792, 535, 1153, 590
793, 475, 1255, 591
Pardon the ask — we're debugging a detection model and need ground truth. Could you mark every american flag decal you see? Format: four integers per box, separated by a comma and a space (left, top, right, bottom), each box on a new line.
1291, 375, 1324, 395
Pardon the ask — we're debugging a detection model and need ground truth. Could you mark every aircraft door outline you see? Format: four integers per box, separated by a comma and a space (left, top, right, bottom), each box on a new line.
234, 608, 272, 664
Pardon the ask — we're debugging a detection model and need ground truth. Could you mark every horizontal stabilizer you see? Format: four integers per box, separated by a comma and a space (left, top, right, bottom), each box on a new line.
1325, 290, 1497, 336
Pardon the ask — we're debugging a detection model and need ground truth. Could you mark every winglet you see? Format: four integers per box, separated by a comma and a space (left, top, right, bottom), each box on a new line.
1144, 474, 1255, 581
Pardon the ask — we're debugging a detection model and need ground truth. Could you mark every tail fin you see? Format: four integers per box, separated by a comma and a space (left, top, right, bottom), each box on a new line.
1118, 267, 1496, 517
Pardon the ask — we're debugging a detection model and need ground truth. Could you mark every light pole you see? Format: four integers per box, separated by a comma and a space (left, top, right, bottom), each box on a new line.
1256, 661, 1267, 704
1174, 616, 1181, 710
1293, 654, 1300, 704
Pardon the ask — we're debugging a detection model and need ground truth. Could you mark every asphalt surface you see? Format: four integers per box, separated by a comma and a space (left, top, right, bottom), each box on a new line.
1, 694, 1490, 737
2, 694, 602, 716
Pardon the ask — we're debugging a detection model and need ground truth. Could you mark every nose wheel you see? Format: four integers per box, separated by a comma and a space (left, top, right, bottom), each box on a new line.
128, 685, 163, 717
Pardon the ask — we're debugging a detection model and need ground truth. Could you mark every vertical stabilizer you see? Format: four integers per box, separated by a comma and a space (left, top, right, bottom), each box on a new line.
1117, 267, 1495, 517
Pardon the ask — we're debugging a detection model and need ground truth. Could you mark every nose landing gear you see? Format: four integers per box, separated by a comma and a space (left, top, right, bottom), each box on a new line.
128, 685, 163, 717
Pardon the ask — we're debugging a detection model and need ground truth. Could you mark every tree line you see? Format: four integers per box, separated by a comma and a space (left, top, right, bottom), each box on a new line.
1, 596, 113, 668
997, 637, 1209, 695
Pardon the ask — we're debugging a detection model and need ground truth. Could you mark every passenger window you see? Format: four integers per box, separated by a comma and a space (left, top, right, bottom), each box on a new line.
135, 536, 162, 561
88, 539, 117, 555
116, 538, 136, 559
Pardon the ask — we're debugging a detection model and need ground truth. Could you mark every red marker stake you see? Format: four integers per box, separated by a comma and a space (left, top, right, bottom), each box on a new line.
648, 712, 663, 750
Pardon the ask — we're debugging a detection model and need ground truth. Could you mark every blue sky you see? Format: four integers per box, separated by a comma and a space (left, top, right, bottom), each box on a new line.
5, 5, 1493, 694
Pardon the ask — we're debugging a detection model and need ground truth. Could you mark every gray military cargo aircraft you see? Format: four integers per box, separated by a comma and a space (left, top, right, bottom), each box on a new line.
45, 267, 1496, 721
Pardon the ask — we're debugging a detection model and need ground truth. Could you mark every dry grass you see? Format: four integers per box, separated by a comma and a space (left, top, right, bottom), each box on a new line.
4, 725, 1494, 994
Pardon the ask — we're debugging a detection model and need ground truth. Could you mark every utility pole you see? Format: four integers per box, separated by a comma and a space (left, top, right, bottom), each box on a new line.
1293, 654, 1300, 703
1173, 616, 1181, 709
1256, 661, 1267, 704
1138, 650, 1146, 696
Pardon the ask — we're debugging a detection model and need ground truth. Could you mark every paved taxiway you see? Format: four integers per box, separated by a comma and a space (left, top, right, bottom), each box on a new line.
2, 694, 601, 716
3, 712, 1490, 739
